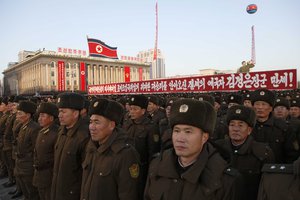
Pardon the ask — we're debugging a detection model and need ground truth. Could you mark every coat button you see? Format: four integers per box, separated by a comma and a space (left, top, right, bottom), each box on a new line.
173, 179, 178, 183
70, 190, 73, 194
234, 150, 238, 154
42, 140, 45, 143
99, 172, 103, 176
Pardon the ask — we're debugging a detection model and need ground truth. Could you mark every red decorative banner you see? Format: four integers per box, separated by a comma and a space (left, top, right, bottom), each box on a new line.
57, 61, 65, 91
139, 68, 143, 81
88, 69, 297, 95
124, 66, 130, 82
80, 62, 86, 91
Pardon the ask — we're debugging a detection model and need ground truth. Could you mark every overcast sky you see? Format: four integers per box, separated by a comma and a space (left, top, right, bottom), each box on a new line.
0, 0, 299, 80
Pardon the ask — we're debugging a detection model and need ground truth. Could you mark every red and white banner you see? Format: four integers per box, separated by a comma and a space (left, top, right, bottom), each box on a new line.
124, 66, 130, 82
80, 62, 86, 91
88, 69, 297, 95
87, 38, 118, 59
57, 61, 65, 91
139, 68, 143, 81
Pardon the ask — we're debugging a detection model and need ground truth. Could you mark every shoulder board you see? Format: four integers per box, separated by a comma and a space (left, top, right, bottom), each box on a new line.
261, 164, 293, 174
223, 167, 240, 177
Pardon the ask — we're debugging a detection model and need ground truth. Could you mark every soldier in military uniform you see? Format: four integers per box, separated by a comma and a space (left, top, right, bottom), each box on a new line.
242, 93, 252, 108
51, 92, 90, 200
147, 95, 166, 125
144, 98, 241, 200
15, 100, 41, 200
159, 97, 179, 151
0, 97, 10, 178
251, 89, 299, 163
33, 102, 59, 200
122, 95, 160, 194
1, 96, 16, 188
257, 156, 300, 200
290, 98, 300, 119
81, 98, 141, 200
215, 105, 274, 200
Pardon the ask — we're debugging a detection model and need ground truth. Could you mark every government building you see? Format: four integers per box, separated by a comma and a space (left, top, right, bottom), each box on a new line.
2, 49, 151, 95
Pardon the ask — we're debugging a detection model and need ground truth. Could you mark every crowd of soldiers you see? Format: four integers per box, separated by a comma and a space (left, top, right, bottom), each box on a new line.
0, 88, 299, 200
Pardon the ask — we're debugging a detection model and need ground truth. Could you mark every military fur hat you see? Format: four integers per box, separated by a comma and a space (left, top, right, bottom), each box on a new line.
290, 98, 300, 108
165, 97, 179, 107
57, 92, 85, 110
226, 105, 256, 127
13, 95, 27, 103
147, 95, 159, 105
17, 100, 37, 114
251, 89, 275, 107
129, 95, 148, 109
242, 93, 251, 101
170, 98, 216, 134
38, 102, 58, 118
227, 94, 242, 105
1, 97, 8, 105
89, 98, 124, 124
197, 94, 215, 106
274, 97, 290, 109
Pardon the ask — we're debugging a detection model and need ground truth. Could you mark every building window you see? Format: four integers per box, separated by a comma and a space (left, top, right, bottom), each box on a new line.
66, 80, 70, 85
51, 71, 55, 77
52, 80, 55, 86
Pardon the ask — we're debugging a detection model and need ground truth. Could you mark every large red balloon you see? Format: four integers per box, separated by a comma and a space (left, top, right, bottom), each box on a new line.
247, 4, 257, 14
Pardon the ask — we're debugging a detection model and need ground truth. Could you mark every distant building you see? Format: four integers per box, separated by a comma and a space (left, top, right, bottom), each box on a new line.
2, 50, 150, 95
199, 69, 235, 76
137, 49, 165, 79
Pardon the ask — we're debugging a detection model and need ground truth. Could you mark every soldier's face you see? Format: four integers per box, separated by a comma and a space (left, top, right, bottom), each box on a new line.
58, 108, 79, 128
243, 100, 252, 108
0, 103, 6, 112
253, 101, 273, 120
172, 124, 208, 165
147, 102, 158, 113
290, 107, 300, 118
16, 110, 30, 124
228, 120, 252, 145
273, 106, 289, 120
38, 113, 54, 128
89, 115, 114, 144
129, 105, 145, 120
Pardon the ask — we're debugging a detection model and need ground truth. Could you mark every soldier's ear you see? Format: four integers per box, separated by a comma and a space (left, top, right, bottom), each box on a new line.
247, 127, 253, 135
202, 132, 209, 143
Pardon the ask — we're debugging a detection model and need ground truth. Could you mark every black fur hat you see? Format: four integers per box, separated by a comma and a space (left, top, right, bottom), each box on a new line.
38, 102, 58, 118
226, 105, 256, 127
147, 95, 159, 105
227, 94, 242, 105
17, 100, 37, 114
251, 89, 275, 107
197, 94, 215, 106
274, 97, 290, 109
290, 98, 300, 108
89, 98, 124, 124
57, 92, 85, 110
170, 98, 216, 134
129, 95, 148, 109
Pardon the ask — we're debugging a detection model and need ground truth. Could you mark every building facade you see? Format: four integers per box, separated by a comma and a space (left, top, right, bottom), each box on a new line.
2, 50, 150, 95
137, 49, 165, 79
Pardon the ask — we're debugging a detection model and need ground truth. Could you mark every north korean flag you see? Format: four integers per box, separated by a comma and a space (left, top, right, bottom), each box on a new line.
87, 38, 118, 59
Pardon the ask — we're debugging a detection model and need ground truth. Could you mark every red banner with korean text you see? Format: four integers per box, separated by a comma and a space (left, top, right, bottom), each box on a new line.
88, 69, 297, 95
80, 62, 86, 91
124, 66, 130, 82
57, 61, 65, 91
139, 68, 143, 81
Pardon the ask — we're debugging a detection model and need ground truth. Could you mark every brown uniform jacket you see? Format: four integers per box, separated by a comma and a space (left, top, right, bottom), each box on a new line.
215, 136, 275, 200
257, 160, 300, 200
144, 143, 241, 200
252, 115, 299, 163
2, 112, 16, 151
14, 120, 41, 176
33, 122, 59, 188
0, 111, 10, 148
51, 118, 90, 200
122, 114, 160, 165
81, 128, 141, 200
